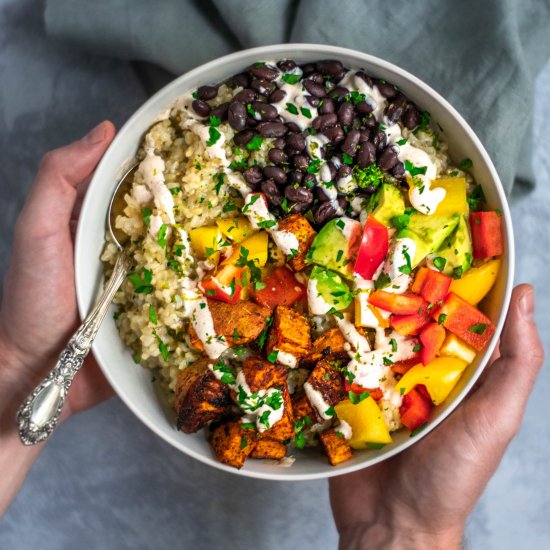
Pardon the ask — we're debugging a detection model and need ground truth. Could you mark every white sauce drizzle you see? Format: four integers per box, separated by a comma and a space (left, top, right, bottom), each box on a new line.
335, 419, 353, 440
275, 350, 298, 369
304, 381, 333, 420
190, 299, 229, 359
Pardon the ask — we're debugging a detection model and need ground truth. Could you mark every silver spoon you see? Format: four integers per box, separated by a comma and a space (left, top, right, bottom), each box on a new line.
17, 164, 137, 445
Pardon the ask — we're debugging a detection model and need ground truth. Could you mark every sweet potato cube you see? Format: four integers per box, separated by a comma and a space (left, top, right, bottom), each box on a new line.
210, 421, 257, 469
261, 384, 294, 442
241, 356, 287, 393
319, 429, 354, 466
266, 305, 311, 362
250, 438, 288, 460
306, 360, 347, 408
174, 359, 232, 433
301, 327, 349, 367
276, 213, 317, 272
291, 391, 317, 423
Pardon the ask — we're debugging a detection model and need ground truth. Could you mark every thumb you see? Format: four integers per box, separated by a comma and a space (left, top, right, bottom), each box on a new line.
464, 284, 544, 439
15, 121, 116, 243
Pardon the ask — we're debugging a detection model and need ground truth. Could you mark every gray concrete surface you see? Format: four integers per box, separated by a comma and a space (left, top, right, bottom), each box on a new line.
0, 0, 548, 548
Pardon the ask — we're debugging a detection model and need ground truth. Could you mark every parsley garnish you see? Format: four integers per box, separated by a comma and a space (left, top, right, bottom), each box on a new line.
246, 135, 263, 151
433, 257, 447, 272
375, 273, 391, 290
459, 158, 473, 170
438, 313, 447, 326
342, 153, 353, 165
468, 323, 487, 335
257, 219, 277, 229
127, 269, 153, 294
467, 185, 485, 211
300, 107, 312, 119
267, 350, 279, 363
282, 73, 301, 85
286, 103, 299, 115
142, 207, 152, 228
157, 224, 167, 248
405, 160, 428, 177
153, 331, 170, 362
412, 343, 422, 353
349, 390, 370, 405
390, 338, 397, 352
325, 406, 336, 417
148, 304, 158, 325
353, 163, 385, 189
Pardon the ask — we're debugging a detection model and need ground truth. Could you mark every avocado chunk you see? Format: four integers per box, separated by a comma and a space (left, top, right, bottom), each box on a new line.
306, 217, 361, 279
431, 215, 473, 277
398, 213, 460, 266
309, 266, 353, 313
367, 184, 406, 227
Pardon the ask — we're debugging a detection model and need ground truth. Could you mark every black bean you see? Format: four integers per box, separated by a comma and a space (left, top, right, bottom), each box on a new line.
191, 99, 211, 118
338, 197, 350, 211
277, 59, 297, 72
251, 78, 276, 96
314, 186, 330, 202
313, 113, 337, 131
211, 101, 229, 121
303, 173, 317, 187
233, 129, 255, 146
268, 89, 286, 103
300, 63, 317, 76
268, 148, 288, 165
322, 125, 345, 144
359, 129, 371, 142
372, 129, 387, 152
329, 86, 349, 100
285, 185, 313, 203
378, 145, 399, 170
363, 113, 378, 128
337, 165, 352, 179
392, 161, 406, 180
403, 106, 421, 130
251, 101, 278, 121
250, 64, 279, 81
356, 70, 373, 87
261, 179, 283, 206
263, 165, 287, 185
197, 85, 218, 101
356, 141, 377, 168
316, 60, 345, 77
230, 73, 249, 88
374, 79, 398, 99
308, 72, 325, 85
257, 121, 288, 138
285, 122, 301, 134
303, 78, 327, 98
293, 154, 310, 171
290, 201, 310, 214
273, 138, 286, 149
324, 161, 338, 181
234, 88, 258, 103
341, 129, 361, 156
286, 132, 306, 151
385, 95, 407, 124
288, 170, 303, 185
243, 165, 262, 185
306, 95, 321, 107
319, 97, 335, 114
314, 201, 338, 224
228, 102, 247, 131
356, 101, 373, 114
338, 102, 355, 126
246, 116, 258, 128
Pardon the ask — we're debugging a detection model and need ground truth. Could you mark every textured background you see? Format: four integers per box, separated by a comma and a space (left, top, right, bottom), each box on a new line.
1, 0, 549, 548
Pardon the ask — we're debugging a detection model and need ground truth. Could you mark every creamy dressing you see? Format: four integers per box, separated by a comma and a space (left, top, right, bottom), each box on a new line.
306, 134, 329, 159
190, 299, 229, 359
270, 230, 299, 256
304, 381, 333, 420
334, 419, 353, 440
384, 237, 416, 281
275, 350, 298, 369
337, 315, 371, 354
271, 80, 318, 130
338, 216, 361, 241
307, 277, 334, 315
338, 71, 389, 122
337, 173, 356, 194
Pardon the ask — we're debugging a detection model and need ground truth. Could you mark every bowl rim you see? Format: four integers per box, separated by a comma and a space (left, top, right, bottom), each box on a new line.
76, 43, 515, 480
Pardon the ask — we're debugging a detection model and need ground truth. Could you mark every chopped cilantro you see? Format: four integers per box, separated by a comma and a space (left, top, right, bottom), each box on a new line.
257, 219, 277, 229
240, 436, 248, 449
452, 266, 463, 280
353, 163, 385, 189
300, 107, 312, 119
412, 343, 422, 353
390, 338, 397, 352
157, 224, 167, 248
267, 350, 279, 363
282, 73, 301, 85
206, 126, 221, 147
433, 256, 447, 272
342, 153, 353, 165
396, 138, 408, 146
405, 160, 428, 177
169, 187, 180, 196
286, 103, 299, 115
374, 273, 391, 290
325, 406, 336, 417
459, 158, 473, 170
246, 135, 264, 151
142, 207, 152, 228
349, 390, 370, 404
468, 323, 487, 335
127, 269, 153, 294
438, 313, 447, 326
214, 173, 224, 195
148, 304, 158, 325
153, 332, 170, 362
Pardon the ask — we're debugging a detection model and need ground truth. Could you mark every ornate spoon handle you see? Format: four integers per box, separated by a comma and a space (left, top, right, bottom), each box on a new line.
17, 249, 133, 445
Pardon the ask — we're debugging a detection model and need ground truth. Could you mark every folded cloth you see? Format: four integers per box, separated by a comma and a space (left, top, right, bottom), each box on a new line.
45, 0, 550, 197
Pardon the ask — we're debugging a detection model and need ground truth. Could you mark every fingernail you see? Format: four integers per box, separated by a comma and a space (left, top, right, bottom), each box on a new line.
520, 287, 534, 321
83, 121, 107, 144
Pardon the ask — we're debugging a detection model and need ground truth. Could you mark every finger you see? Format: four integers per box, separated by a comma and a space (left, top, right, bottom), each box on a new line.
15, 121, 116, 243
465, 284, 544, 435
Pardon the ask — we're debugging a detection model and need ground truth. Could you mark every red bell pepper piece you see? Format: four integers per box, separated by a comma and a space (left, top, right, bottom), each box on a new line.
368, 290, 428, 315
391, 355, 421, 375
432, 292, 495, 351
412, 267, 452, 304
419, 322, 446, 365
353, 216, 389, 280
344, 380, 383, 401
470, 211, 503, 259
199, 263, 245, 304
253, 266, 306, 309
400, 384, 432, 431
390, 312, 430, 336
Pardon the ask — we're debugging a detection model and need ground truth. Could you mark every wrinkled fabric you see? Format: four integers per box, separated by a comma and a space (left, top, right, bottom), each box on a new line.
45, 0, 550, 196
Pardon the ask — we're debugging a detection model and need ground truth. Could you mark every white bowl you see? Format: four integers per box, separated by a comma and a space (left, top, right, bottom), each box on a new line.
75, 44, 514, 480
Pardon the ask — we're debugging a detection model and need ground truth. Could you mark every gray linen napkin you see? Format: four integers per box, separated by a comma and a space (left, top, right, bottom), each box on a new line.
45, 0, 550, 197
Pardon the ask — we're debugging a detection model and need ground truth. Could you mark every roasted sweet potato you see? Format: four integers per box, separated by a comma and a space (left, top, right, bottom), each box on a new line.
174, 359, 233, 433
305, 360, 347, 411
261, 383, 294, 442
189, 299, 271, 352
266, 305, 311, 364
319, 428, 354, 466
210, 421, 257, 469
250, 438, 288, 460
241, 356, 287, 393
291, 391, 317, 424
277, 213, 317, 272
301, 327, 350, 367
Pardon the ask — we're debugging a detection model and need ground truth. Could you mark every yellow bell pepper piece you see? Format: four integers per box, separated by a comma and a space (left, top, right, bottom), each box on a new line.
189, 226, 223, 259
432, 177, 468, 216
334, 397, 392, 449
395, 357, 468, 405
226, 231, 269, 267
439, 334, 477, 364
216, 217, 253, 244
449, 259, 501, 305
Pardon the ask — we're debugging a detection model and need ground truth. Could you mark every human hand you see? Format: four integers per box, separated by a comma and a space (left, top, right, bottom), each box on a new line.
329, 284, 544, 549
